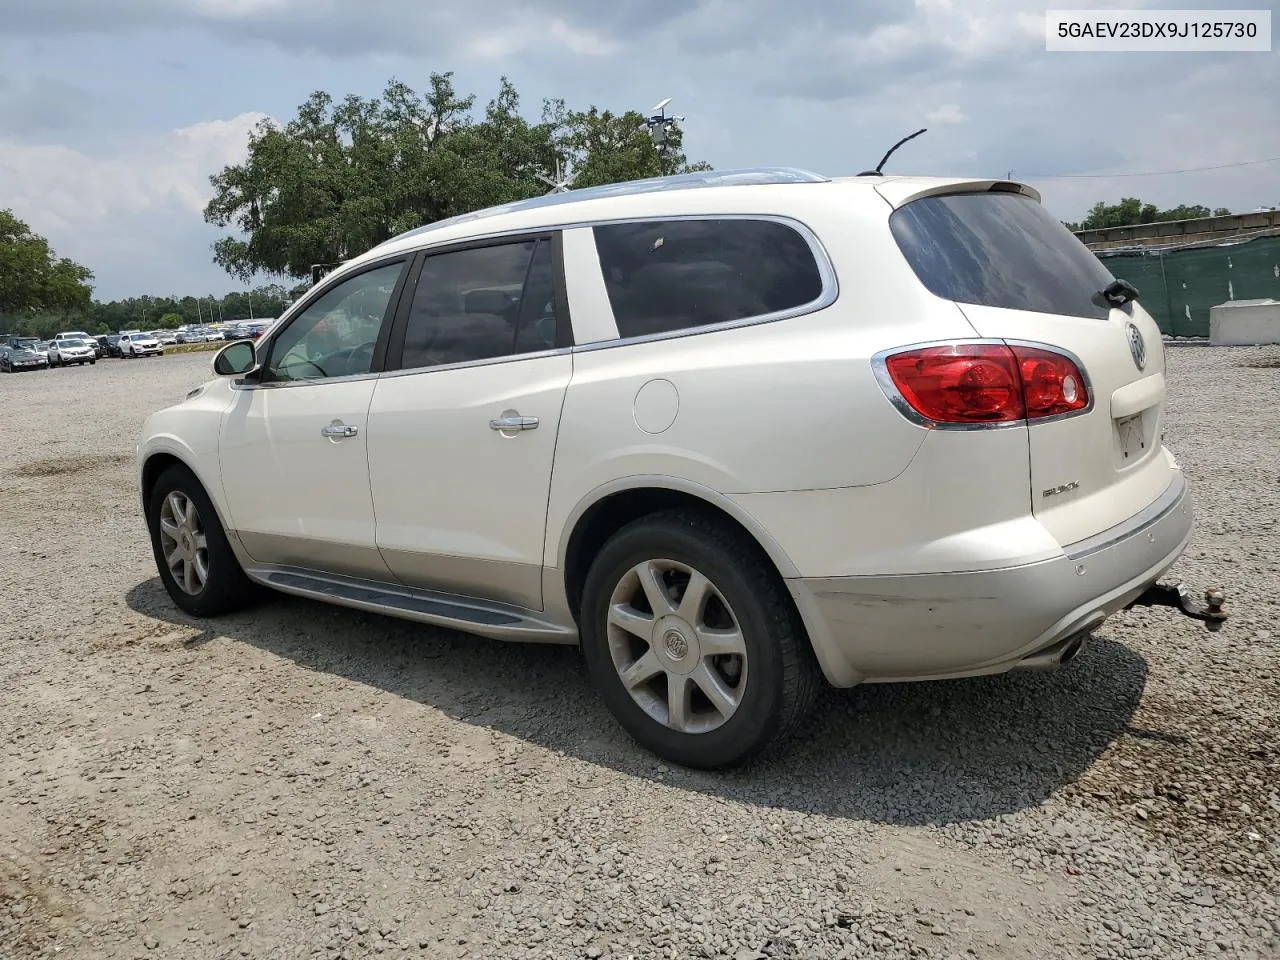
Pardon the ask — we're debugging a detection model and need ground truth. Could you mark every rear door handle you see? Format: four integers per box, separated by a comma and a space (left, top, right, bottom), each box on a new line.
321, 423, 359, 439
489, 416, 539, 431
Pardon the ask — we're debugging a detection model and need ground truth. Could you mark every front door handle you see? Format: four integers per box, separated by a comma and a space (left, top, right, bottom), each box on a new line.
321, 422, 359, 439
489, 416, 539, 431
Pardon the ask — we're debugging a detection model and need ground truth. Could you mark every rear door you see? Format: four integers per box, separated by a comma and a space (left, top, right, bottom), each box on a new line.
884, 185, 1174, 547
366, 234, 572, 611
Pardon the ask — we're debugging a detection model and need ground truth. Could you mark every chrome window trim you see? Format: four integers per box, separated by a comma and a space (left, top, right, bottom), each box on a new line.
870, 338, 1097, 432
570, 213, 839, 353
377, 344, 574, 381
231, 369, 382, 391
309, 212, 838, 367
232, 345, 576, 390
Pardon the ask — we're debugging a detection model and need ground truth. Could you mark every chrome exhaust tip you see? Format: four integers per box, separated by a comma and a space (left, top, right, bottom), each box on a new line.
1015, 625, 1095, 671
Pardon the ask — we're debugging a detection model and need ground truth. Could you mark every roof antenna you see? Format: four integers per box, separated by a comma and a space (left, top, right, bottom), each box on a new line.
858, 128, 928, 176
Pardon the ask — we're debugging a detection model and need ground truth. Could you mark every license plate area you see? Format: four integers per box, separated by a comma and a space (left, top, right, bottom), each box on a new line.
1114, 412, 1152, 467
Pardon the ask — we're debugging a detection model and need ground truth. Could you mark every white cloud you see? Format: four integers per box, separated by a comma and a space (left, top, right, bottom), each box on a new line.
1, 112, 269, 297
465, 16, 619, 59
924, 103, 966, 125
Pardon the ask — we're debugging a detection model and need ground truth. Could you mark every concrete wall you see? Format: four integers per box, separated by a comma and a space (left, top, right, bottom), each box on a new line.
1209, 299, 1280, 346
1076, 211, 1280, 252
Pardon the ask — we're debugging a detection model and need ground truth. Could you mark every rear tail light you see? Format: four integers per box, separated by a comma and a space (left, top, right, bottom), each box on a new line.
880, 342, 1089, 426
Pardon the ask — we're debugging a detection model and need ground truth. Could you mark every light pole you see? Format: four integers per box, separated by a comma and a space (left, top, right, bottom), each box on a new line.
643, 98, 685, 176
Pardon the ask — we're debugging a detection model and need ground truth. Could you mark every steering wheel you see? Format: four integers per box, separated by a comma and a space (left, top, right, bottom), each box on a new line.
333, 340, 376, 377
276, 357, 329, 380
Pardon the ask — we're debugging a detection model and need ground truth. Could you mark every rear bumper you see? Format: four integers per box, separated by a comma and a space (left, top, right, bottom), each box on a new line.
789, 472, 1193, 687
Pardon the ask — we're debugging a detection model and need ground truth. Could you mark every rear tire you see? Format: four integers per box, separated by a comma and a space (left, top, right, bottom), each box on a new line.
579, 509, 821, 769
147, 463, 257, 617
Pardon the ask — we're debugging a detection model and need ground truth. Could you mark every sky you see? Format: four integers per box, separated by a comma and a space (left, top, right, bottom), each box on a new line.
1, 0, 1277, 301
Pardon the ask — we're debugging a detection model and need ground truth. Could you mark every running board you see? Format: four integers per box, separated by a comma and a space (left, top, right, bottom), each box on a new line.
244, 567, 578, 643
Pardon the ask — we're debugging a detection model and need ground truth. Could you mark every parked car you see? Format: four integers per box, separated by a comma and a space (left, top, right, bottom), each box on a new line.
31, 341, 52, 362
0, 342, 49, 372
137, 167, 1215, 769
5, 336, 42, 353
48, 337, 96, 366
55, 331, 102, 359
177, 326, 216, 343
97, 334, 123, 358
151, 330, 179, 346
119, 333, 163, 358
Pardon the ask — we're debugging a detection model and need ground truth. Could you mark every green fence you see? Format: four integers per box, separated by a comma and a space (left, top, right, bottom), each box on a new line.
1095, 233, 1280, 338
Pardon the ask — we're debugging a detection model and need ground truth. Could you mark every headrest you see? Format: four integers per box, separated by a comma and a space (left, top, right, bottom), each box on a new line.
464, 289, 513, 315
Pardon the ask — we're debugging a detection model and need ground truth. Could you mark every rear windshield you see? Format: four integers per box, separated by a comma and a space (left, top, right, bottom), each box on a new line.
889, 192, 1116, 320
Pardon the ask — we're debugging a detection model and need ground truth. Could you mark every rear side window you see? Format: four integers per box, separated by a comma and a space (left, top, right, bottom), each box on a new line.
592, 218, 825, 339
889, 193, 1116, 320
396, 237, 561, 371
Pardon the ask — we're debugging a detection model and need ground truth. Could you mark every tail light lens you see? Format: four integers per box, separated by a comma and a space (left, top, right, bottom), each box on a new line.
1012, 346, 1088, 418
881, 343, 1088, 426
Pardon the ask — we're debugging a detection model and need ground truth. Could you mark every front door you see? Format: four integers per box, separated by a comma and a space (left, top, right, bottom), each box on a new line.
219, 258, 409, 580
367, 236, 572, 610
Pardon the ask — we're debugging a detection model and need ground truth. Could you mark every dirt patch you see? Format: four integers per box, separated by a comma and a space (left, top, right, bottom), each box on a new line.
1065, 663, 1280, 885
11, 453, 132, 478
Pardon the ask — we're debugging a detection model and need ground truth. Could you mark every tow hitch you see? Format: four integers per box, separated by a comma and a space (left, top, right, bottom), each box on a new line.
1128, 583, 1228, 632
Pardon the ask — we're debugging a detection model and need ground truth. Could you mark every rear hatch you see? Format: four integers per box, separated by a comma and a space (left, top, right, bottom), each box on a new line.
880, 181, 1176, 547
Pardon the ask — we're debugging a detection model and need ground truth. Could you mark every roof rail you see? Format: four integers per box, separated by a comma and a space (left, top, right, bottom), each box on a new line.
385, 166, 830, 246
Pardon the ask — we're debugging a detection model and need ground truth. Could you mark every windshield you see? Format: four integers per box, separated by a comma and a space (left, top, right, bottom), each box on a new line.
889, 192, 1117, 321
61, 338, 87, 347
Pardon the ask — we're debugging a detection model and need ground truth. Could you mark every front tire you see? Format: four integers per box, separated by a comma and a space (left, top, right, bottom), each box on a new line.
579, 509, 821, 769
147, 464, 256, 617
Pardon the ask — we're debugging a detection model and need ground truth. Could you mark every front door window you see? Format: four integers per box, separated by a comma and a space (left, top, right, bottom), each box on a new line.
265, 261, 405, 382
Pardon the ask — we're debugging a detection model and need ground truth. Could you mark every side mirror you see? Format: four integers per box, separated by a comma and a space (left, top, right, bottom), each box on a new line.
212, 340, 256, 377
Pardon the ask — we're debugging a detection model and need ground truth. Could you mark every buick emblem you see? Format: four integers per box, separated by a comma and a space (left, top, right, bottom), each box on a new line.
663, 629, 689, 661
1126, 322, 1147, 371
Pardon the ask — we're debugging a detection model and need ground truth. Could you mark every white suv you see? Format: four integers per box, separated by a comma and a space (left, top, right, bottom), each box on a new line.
119, 333, 163, 357
48, 336, 96, 366
137, 167, 1207, 768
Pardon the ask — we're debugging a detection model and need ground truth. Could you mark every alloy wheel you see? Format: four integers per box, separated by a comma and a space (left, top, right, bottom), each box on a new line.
606, 559, 748, 735
158, 491, 210, 595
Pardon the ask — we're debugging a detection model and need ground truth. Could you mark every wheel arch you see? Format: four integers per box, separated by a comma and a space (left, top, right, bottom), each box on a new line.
558, 476, 801, 621
138, 444, 235, 540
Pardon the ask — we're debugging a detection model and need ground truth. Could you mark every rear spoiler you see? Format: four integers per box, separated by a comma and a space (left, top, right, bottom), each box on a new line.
872, 178, 1041, 210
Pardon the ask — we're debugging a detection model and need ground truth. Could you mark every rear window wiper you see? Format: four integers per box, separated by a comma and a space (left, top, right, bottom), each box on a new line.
1101, 278, 1140, 307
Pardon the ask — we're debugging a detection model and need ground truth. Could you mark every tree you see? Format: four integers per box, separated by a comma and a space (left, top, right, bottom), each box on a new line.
1066, 198, 1234, 232
205, 75, 711, 282
156, 312, 185, 329
0, 209, 95, 318
545, 101, 710, 188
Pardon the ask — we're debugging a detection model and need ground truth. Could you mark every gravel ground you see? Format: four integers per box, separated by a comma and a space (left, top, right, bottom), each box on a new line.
1, 346, 1278, 960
